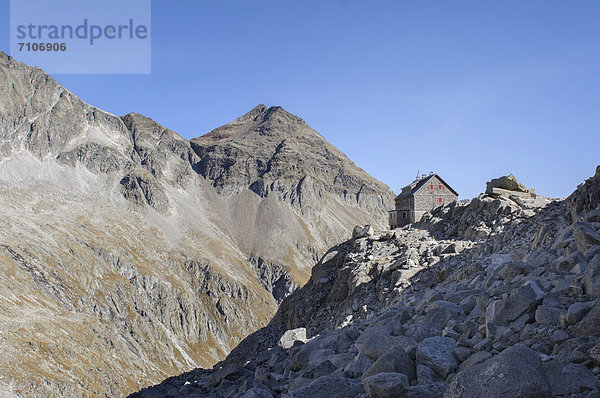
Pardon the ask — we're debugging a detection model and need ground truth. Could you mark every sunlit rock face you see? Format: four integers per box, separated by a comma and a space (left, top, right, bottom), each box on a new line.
0, 51, 394, 396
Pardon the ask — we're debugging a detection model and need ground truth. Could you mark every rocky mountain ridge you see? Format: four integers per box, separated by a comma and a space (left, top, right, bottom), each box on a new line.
0, 51, 394, 396
134, 168, 600, 397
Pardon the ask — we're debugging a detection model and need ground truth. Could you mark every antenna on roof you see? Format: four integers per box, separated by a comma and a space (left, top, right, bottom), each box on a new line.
416, 169, 420, 180
430, 171, 434, 175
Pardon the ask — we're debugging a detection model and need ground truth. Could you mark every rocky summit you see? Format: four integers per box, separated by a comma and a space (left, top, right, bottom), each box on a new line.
134, 169, 600, 398
0, 52, 394, 397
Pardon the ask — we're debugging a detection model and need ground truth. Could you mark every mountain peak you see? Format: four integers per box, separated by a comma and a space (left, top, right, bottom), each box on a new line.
229, 104, 294, 125
0, 53, 396, 397
234, 104, 268, 123
196, 104, 301, 142
189, 103, 394, 212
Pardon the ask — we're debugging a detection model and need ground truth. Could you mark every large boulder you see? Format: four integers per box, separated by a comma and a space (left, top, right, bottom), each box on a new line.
534, 305, 563, 326
291, 329, 359, 371
278, 328, 307, 349
298, 360, 338, 380
542, 360, 599, 396
573, 222, 600, 254
356, 328, 417, 361
444, 346, 551, 398
362, 348, 416, 381
417, 364, 444, 384
307, 349, 336, 368
485, 174, 531, 194
584, 255, 600, 298
353, 225, 374, 239
486, 280, 545, 334
589, 341, 600, 365
574, 301, 600, 336
343, 352, 373, 379
415, 336, 458, 379
566, 166, 600, 223
565, 301, 594, 325
363, 372, 409, 398
423, 301, 464, 330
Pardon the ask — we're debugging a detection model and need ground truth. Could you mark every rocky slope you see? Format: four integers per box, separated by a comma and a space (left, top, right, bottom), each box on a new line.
0, 52, 394, 397
134, 169, 600, 397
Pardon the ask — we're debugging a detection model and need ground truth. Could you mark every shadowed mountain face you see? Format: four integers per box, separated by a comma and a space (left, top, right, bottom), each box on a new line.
0, 52, 394, 396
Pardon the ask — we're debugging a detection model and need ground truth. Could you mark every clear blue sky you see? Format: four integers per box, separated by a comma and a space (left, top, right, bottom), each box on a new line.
1, 0, 599, 199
